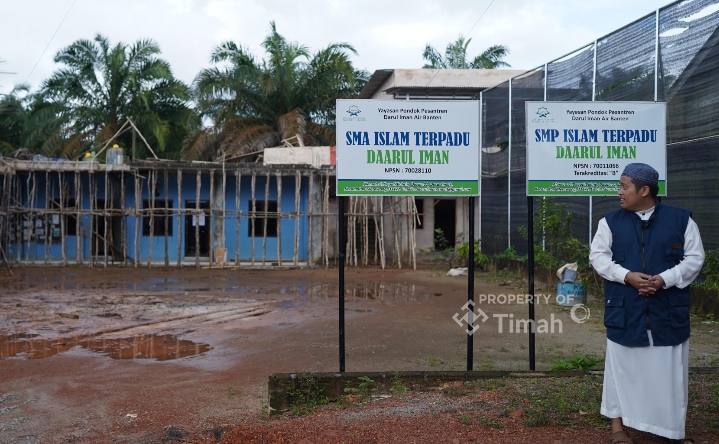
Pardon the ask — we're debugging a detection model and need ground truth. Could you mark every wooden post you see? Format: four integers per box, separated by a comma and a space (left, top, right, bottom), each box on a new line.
221, 164, 227, 263
262, 170, 269, 266
251, 170, 256, 266
75, 171, 81, 265
323, 171, 330, 268
195, 170, 201, 269
44, 171, 50, 266
147, 170, 154, 268
104, 170, 109, 268
307, 171, 314, 268
121, 171, 126, 267
276, 170, 282, 267
294, 170, 300, 267
209, 169, 214, 267
235, 169, 241, 266
134, 173, 141, 268
164, 168, 169, 267
60, 172, 67, 267
177, 170, 182, 268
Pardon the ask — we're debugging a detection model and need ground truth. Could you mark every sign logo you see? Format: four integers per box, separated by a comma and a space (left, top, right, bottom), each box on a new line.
536, 107, 550, 118
347, 105, 361, 116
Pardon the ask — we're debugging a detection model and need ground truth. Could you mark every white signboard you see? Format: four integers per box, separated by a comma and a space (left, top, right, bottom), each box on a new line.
526, 101, 666, 196
336, 99, 479, 196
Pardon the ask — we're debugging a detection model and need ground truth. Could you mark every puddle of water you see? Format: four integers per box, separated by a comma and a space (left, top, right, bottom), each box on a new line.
0, 333, 211, 361
11, 275, 429, 302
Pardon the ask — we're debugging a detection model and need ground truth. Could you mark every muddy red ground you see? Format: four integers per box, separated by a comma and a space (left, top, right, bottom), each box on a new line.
0, 267, 717, 443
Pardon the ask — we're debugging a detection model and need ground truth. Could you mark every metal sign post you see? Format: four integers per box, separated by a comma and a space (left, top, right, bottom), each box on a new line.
335, 99, 480, 372
338, 197, 345, 372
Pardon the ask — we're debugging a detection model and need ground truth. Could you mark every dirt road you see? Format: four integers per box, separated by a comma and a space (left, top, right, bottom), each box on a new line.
0, 267, 716, 443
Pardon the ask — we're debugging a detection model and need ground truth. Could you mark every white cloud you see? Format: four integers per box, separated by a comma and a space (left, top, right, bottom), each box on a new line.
0, 0, 679, 95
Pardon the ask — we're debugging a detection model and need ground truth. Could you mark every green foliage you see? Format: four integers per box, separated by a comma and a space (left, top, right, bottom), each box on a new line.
520, 197, 600, 292
477, 414, 504, 428
35, 34, 195, 160
287, 374, 328, 415
419, 229, 489, 270
692, 248, 719, 290
456, 234, 490, 269
0, 85, 30, 155
391, 372, 408, 397
357, 375, 375, 400
550, 354, 603, 371
521, 376, 604, 427
423, 35, 510, 69
458, 414, 472, 425
187, 21, 368, 161
494, 246, 518, 260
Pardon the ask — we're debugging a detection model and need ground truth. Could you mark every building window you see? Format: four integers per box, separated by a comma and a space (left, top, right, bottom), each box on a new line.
50, 198, 78, 239
414, 198, 424, 229
248, 200, 278, 237
142, 199, 173, 236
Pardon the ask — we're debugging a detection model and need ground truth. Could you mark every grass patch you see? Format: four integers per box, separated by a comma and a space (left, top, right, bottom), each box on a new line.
287, 373, 329, 415
391, 372, 408, 397
477, 414, 504, 428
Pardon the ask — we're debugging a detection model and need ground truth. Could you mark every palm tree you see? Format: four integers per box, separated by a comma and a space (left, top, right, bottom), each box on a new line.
423, 35, 510, 69
35, 34, 196, 159
0, 85, 30, 155
184, 21, 368, 161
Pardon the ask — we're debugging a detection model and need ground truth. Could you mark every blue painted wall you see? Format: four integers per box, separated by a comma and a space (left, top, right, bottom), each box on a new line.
8, 171, 310, 263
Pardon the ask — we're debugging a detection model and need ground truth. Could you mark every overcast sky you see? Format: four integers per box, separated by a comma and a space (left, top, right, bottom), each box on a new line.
0, 0, 677, 95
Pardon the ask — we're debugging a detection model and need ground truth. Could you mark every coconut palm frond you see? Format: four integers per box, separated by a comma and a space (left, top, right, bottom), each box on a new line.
181, 128, 219, 161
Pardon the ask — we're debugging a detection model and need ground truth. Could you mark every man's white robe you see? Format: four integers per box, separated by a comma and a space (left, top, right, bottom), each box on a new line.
589, 207, 704, 439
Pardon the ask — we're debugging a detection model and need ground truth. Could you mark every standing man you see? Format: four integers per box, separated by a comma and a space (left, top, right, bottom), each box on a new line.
589, 163, 704, 444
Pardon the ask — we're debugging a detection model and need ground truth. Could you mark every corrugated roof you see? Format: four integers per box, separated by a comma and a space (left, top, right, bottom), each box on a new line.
358, 69, 393, 99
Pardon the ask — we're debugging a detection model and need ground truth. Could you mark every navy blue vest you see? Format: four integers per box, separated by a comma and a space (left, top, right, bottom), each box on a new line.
603, 201, 691, 347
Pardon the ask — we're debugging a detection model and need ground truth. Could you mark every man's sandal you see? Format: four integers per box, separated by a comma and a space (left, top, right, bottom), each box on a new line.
610, 430, 635, 444
652, 436, 695, 443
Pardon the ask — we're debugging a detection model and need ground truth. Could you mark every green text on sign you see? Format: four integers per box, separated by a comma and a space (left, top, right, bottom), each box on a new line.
338, 180, 478, 196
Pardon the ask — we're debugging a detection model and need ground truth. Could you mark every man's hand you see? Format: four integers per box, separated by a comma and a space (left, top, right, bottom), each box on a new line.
625, 271, 653, 296
647, 275, 665, 293
625, 272, 665, 296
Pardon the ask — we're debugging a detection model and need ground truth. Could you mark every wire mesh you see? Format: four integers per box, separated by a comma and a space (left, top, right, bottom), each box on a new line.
480, 0, 719, 257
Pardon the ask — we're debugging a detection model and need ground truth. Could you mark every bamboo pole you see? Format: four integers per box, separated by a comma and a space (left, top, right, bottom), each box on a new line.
378, 197, 386, 269
25, 172, 34, 265
294, 170, 300, 267
121, 171, 127, 267
134, 173, 140, 268
195, 170, 201, 268
104, 170, 109, 267
44, 171, 50, 266
363, 197, 369, 266
251, 170, 256, 266
307, 171, 314, 268
323, 171, 329, 268
147, 170, 154, 268
177, 170, 182, 267
262, 170, 269, 266
60, 172, 67, 267
74, 172, 80, 265
164, 168, 169, 267
221, 163, 227, 264
235, 169, 241, 266
276, 170, 282, 266
209, 169, 214, 268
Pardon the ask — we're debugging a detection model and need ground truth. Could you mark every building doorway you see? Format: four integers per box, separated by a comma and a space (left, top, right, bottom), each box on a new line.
433, 199, 456, 249
184, 200, 210, 257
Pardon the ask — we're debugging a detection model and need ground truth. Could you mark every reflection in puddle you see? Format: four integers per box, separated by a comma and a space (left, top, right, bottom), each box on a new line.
0, 333, 211, 361
10, 275, 429, 302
